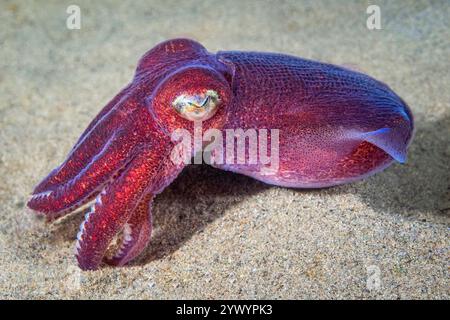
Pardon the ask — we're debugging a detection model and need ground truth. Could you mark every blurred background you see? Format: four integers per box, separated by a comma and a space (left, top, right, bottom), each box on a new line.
0, 0, 449, 299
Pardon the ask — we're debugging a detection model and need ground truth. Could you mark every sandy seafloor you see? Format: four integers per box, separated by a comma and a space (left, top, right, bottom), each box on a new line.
0, 0, 449, 299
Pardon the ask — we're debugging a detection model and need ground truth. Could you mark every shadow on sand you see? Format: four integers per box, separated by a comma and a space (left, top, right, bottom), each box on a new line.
47, 113, 449, 266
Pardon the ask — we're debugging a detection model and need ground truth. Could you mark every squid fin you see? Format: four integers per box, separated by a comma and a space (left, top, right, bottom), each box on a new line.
360, 128, 407, 163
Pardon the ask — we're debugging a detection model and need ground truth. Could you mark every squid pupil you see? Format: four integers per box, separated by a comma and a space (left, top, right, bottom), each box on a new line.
172, 90, 220, 120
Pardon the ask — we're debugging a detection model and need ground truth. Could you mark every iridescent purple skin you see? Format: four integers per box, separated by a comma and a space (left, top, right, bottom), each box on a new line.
27, 39, 414, 270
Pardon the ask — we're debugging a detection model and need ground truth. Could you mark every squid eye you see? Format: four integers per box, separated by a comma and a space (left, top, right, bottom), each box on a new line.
172, 90, 221, 121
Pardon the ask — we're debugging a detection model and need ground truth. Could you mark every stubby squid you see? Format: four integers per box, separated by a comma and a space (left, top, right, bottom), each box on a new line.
28, 39, 414, 270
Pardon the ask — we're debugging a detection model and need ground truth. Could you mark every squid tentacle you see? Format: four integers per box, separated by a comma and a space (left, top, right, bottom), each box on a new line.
32, 97, 139, 195
104, 193, 154, 267
28, 129, 144, 215
74, 142, 182, 270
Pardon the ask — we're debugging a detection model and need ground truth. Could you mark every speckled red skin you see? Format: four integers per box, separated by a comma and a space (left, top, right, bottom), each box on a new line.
28, 39, 413, 270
